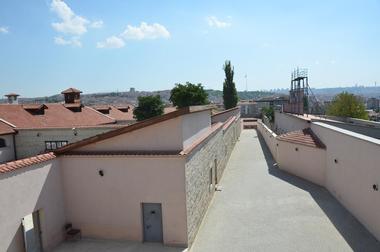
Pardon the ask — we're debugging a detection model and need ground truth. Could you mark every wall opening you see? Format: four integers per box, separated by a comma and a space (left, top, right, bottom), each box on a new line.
0, 138, 6, 148
22, 210, 42, 252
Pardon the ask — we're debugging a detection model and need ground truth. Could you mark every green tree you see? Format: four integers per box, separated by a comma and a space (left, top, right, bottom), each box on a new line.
223, 60, 238, 109
262, 106, 274, 122
133, 95, 164, 121
170, 82, 209, 108
327, 92, 368, 119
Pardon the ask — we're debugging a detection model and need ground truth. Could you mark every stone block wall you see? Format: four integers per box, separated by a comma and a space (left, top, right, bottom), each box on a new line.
184, 117, 241, 246
15, 126, 121, 159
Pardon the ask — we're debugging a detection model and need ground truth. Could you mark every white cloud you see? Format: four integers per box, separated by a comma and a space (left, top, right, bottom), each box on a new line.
0, 26, 9, 34
120, 22, 170, 40
96, 36, 125, 49
90, 20, 103, 29
207, 16, 231, 28
54, 36, 82, 47
50, 0, 89, 35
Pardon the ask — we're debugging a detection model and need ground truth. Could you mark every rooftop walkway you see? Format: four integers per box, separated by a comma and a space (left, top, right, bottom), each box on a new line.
190, 129, 380, 252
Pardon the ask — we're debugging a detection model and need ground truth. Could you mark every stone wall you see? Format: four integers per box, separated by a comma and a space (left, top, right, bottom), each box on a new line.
15, 126, 121, 159
184, 117, 241, 246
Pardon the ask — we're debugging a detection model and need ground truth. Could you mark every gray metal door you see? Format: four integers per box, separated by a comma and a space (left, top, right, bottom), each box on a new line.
142, 203, 163, 242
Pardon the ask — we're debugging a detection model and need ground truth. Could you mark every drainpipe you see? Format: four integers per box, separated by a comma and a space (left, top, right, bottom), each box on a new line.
12, 133, 17, 160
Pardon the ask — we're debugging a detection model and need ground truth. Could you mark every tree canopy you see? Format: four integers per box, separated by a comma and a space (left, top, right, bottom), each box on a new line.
170, 82, 209, 108
223, 60, 238, 109
133, 95, 164, 121
262, 106, 274, 122
326, 92, 368, 120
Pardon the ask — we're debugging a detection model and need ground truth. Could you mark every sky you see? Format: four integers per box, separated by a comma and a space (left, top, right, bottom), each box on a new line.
0, 0, 379, 97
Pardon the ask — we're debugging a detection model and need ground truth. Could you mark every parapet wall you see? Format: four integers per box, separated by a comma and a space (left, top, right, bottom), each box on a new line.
257, 121, 278, 160
258, 118, 380, 242
211, 107, 240, 124
274, 111, 310, 134
311, 122, 380, 241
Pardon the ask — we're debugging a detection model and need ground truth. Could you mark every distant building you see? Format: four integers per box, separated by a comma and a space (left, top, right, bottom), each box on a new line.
239, 96, 289, 118
239, 100, 260, 118
367, 97, 379, 110
130, 87, 136, 93
4, 93, 19, 104
0, 88, 135, 160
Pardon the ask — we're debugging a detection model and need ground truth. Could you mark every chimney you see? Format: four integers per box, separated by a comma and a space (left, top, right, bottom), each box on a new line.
61, 88, 82, 104
5, 93, 20, 104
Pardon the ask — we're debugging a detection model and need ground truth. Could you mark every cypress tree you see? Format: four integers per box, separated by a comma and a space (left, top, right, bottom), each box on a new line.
223, 60, 238, 109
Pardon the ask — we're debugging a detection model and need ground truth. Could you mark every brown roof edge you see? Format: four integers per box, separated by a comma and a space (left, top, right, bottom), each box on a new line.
54, 105, 214, 155
211, 106, 240, 117
277, 128, 326, 149
61, 87, 82, 94
0, 152, 56, 174
5, 93, 20, 97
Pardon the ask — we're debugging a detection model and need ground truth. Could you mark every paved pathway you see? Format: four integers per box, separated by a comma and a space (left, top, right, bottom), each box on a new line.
191, 130, 380, 252
54, 239, 186, 252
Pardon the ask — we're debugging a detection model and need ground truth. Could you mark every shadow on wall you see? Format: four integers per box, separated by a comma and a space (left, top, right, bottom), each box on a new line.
257, 133, 380, 251
1, 162, 66, 252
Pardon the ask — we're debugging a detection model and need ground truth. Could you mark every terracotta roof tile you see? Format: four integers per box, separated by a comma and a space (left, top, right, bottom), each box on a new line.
4, 93, 19, 97
61, 88, 82, 94
0, 152, 56, 174
22, 104, 47, 110
91, 104, 135, 122
277, 128, 326, 149
0, 103, 115, 129
92, 105, 111, 110
0, 120, 15, 135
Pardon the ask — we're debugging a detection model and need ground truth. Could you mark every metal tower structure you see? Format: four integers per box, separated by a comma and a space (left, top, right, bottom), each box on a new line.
289, 68, 308, 115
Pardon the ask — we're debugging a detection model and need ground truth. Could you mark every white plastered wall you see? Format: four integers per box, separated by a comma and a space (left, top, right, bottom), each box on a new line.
60, 156, 188, 246
0, 159, 66, 252
311, 122, 380, 241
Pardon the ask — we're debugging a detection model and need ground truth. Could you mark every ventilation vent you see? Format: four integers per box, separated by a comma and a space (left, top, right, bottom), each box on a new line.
23, 104, 47, 115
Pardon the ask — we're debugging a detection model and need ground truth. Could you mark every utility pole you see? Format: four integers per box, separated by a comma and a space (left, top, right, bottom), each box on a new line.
245, 74, 248, 92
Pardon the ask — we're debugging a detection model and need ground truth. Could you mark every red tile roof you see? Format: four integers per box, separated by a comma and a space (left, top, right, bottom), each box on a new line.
0, 103, 115, 129
0, 152, 56, 174
92, 105, 111, 110
108, 105, 134, 122
0, 121, 15, 135
22, 104, 47, 110
277, 128, 326, 149
92, 104, 135, 122
4, 93, 19, 97
61, 88, 82, 94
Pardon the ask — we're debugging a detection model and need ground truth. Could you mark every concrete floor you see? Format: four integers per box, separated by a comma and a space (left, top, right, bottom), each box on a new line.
54, 239, 187, 252
53, 129, 379, 252
190, 130, 380, 252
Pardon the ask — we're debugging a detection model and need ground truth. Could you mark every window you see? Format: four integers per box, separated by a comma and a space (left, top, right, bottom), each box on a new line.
0, 138, 6, 148
45, 141, 68, 150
